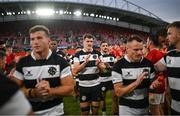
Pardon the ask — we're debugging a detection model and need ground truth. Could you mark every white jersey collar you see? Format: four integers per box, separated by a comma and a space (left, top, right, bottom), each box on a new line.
31, 49, 52, 60
124, 55, 143, 63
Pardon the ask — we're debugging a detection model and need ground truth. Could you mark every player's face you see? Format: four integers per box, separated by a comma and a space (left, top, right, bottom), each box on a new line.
167, 27, 180, 47
127, 40, 144, 62
30, 31, 49, 53
83, 37, 94, 51
100, 43, 109, 53
158, 36, 166, 48
49, 40, 58, 51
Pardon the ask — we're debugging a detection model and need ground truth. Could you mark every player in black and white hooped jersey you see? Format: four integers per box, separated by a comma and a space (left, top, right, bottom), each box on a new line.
12, 25, 74, 115
73, 34, 105, 115
155, 21, 180, 115
112, 35, 160, 115
99, 41, 119, 115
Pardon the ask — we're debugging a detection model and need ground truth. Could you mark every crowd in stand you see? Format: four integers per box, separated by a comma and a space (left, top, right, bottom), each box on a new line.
0, 21, 148, 49
0, 21, 180, 115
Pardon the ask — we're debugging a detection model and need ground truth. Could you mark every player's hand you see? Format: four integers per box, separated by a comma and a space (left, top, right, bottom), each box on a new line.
150, 79, 161, 89
35, 80, 50, 97
84, 54, 91, 63
135, 72, 148, 86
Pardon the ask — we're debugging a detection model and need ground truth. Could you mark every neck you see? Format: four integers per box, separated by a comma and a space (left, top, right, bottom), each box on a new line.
84, 48, 93, 52
127, 54, 141, 62
175, 42, 180, 50
33, 49, 49, 60
127, 54, 133, 62
101, 51, 109, 55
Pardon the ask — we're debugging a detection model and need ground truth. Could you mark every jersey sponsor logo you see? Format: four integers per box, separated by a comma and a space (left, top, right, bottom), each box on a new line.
25, 70, 33, 77
48, 67, 57, 76
124, 71, 133, 77
167, 57, 172, 64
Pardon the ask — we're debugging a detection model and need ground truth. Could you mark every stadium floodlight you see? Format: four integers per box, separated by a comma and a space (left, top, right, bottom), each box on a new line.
27, 10, 31, 15
1, 13, 4, 16
32, 11, 35, 14
69, 12, 72, 15
96, 14, 98, 17
18, 12, 20, 15
74, 10, 82, 16
90, 13, 94, 17
116, 18, 119, 21
12, 12, 15, 15
36, 8, 54, 16
55, 11, 59, 14
7, 12, 12, 15
59, 10, 63, 15
113, 18, 116, 21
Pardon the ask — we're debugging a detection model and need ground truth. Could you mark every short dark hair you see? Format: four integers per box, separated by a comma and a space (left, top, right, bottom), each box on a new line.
156, 29, 167, 38
148, 34, 159, 47
83, 33, 94, 40
29, 25, 50, 36
127, 35, 143, 43
50, 38, 59, 43
167, 21, 180, 29
100, 41, 108, 46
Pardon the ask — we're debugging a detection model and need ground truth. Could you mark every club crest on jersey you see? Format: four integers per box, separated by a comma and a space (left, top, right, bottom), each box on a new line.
110, 57, 114, 61
48, 67, 57, 76
82, 96, 87, 101
93, 54, 97, 59
102, 86, 106, 91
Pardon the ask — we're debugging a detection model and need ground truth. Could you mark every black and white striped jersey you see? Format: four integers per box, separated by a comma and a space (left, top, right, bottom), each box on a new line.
112, 55, 155, 108
73, 49, 101, 87
158, 50, 180, 113
99, 53, 115, 82
13, 50, 71, 112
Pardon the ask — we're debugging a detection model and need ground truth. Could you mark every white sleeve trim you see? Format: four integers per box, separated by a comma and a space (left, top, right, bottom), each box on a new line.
61, 66, 72, 79
73, 57, 80, 63
154, 57, 167, 72
112, 71, 123, 84
150, 72, 155, 79
159, 57, 166, 66
13, 70, 24, 80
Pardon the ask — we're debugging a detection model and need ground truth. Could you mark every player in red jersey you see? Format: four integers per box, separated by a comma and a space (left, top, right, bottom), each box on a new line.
146, 34, 166, 115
